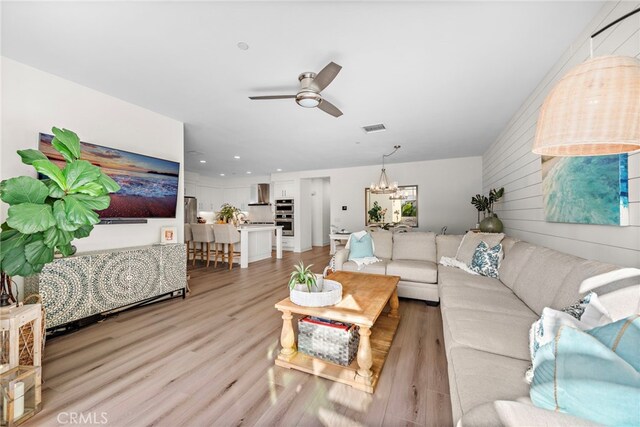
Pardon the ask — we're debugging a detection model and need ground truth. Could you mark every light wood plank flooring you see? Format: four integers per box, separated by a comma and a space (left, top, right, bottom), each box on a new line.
28, 246, 452, 426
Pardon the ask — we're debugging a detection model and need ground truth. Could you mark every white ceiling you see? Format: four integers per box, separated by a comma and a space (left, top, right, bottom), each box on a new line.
2, 1, 603, 177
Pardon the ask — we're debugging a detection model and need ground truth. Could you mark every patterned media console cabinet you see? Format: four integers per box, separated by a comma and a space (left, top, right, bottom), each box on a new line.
24, 244, 187, 329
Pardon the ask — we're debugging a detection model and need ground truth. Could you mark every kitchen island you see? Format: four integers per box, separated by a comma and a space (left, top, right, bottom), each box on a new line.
238, 225, 283, 268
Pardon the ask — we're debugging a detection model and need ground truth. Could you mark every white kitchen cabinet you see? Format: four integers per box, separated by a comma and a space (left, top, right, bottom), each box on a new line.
196, 185, 222, 211
184, 181, 197, 197
273, 180, 296, 199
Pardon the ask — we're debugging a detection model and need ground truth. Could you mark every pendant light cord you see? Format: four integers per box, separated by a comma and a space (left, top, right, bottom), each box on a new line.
381, 145, 401, 168
590, 6, 640, 58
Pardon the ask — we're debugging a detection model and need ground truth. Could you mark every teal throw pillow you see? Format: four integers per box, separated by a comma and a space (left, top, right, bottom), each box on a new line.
531, 322, 640, 426
587, 314, 640, 371
348, 233, 374, 260
470, 241, 502, 277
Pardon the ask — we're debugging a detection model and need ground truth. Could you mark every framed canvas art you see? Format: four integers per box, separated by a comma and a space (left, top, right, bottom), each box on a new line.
541, 154, 629, 226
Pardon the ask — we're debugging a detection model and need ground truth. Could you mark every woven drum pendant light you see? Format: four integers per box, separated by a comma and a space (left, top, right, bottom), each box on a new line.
532, 7, 640, 156
532, 56, 640, 156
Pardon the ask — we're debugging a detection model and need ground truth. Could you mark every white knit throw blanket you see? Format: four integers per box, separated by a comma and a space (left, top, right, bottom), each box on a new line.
439, 256, 479, 275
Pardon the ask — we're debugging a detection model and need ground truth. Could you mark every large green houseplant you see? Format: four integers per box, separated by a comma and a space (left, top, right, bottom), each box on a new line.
0, 127, 121, 306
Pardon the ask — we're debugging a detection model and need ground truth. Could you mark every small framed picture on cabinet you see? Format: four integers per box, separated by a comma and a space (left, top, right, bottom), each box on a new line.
161, 226, 177, 244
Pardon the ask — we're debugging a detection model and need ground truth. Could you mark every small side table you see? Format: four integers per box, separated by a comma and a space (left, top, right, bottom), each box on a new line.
328, 233, 351, 255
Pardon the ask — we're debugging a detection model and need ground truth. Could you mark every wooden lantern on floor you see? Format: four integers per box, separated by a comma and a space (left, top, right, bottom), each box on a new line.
0, 366, 41, 427
0, 304, 42, 374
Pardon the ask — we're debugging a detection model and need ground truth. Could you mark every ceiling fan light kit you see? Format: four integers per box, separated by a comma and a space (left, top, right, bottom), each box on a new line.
532, 7, 640, 156
249, 62, 343, 117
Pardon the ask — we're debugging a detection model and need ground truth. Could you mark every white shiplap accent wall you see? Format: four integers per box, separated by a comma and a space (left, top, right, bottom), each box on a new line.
482, 1, 640, 267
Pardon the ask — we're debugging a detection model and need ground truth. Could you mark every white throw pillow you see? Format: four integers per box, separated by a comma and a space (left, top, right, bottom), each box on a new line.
455, 231, 504, 265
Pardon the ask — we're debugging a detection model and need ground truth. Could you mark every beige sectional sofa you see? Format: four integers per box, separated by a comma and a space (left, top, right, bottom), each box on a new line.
336, 231, 640, 426
334, 230, 439, 301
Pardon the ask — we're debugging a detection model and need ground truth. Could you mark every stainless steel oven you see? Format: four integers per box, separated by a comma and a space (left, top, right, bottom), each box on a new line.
275, 198, 294, 214
275, 210, 294, 236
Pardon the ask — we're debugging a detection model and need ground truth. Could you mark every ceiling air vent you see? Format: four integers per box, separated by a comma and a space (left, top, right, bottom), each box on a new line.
362, 123, 386, 134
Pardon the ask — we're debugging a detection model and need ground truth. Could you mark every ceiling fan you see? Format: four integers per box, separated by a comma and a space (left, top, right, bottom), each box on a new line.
249, 62, 343, 117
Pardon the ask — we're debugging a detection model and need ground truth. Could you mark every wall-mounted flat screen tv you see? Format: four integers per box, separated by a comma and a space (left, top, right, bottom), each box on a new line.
39, 133, 180, 219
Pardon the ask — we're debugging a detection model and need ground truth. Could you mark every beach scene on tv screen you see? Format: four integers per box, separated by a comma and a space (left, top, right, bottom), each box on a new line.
39, 133, 179, 218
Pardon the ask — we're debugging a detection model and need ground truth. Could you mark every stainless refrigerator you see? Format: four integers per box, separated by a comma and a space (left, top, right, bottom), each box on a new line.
184, 196, 197, 224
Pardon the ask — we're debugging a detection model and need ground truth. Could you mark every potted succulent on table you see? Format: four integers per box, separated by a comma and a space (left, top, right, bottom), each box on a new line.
0, 127, 121, 307
288, 261, 342, 307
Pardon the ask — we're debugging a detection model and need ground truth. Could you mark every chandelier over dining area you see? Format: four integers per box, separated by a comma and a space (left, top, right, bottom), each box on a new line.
370, 145, 401, 194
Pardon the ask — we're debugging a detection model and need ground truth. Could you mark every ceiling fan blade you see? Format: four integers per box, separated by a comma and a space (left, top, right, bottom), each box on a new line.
248, 95, 296, 100
317, 99, 343, 117
309, 62, 342, 92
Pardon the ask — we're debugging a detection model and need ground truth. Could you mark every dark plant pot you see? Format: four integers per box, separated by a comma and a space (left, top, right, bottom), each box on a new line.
479, 215, 504, 233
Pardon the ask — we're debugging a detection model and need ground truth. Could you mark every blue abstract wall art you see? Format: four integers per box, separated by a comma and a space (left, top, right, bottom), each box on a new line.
541, 154, 629, 226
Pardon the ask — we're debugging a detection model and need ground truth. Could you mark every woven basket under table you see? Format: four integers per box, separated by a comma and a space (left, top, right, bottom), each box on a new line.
298, 316, 359, 366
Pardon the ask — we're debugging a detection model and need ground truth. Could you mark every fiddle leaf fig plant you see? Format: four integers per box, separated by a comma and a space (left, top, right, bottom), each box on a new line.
0, 127, 121, 277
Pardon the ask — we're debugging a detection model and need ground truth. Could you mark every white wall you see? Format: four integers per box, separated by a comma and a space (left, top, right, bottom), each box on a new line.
272, 156, 483, 235
482, 1, 640, 267
1, 58, 185, 254
310, 178, 331, 247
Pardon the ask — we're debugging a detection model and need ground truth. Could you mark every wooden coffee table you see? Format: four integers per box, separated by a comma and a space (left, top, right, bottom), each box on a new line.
274, 271, 401, 393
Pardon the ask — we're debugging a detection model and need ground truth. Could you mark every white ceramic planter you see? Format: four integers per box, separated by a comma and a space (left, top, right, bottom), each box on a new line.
290, 278, 342, 307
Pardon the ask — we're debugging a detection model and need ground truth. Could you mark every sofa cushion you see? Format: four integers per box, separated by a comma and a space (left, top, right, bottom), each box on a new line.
392, 231, 436, 262
443, 308, 536, 360
386, 259, 437, 283
455, 231, 504, 265
459, 400, 601, 427
513, 247, 585, 315
438, 266, 512, 294
371, 230, 393, 259
341, 259, 388, 275
500, 236, 519, 258
551, 259, 619, 310
448, 347, 531, 416
440, 286, 533, 318
498, 241, 537, 290
436, 234, 464, 262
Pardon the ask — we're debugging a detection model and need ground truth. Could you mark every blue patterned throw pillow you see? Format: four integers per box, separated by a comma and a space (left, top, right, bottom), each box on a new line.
470, 241, 502, 277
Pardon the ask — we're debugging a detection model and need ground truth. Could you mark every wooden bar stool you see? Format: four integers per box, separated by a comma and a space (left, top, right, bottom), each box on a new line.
184, 223, 195, 261
213, 224, 241, 270
191, 224, 215, 267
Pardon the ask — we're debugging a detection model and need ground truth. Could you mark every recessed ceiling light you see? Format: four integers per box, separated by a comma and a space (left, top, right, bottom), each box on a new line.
220, 173, 225, 176
200, 160, 206, 163
246, 171, 252, 174
234, 155, 240, 159
276, 168, 282, 172
237, 42, 249, 51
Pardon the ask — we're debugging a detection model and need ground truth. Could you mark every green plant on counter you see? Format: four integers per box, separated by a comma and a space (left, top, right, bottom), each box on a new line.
0, 127, 121, 304
288, 261, 317, 292
216, 203, 240, 223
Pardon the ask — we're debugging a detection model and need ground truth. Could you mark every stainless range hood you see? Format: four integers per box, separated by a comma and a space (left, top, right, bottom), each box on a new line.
248, 183, 271, 206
